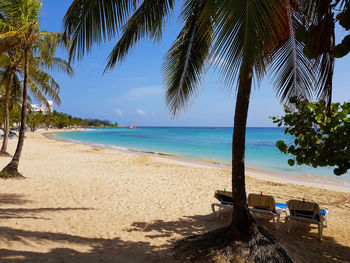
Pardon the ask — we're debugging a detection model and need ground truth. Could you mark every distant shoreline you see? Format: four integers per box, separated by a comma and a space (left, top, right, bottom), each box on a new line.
45, 129, 350, 193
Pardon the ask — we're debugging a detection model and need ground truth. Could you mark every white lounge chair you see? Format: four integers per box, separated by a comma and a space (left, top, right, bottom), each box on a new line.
211, 190, 234, 217
285, 199, 329, 240
248, 193, 286, 230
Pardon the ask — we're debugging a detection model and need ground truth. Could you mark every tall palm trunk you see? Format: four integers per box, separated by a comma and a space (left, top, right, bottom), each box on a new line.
0, 72, 14, 156
1, 48, 29, 178
230, 60, 256, 240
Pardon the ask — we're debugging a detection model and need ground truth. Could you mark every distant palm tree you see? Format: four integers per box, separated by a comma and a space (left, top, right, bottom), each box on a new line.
0, 50, 69, 156
0, 0, 73, 177
63, 0, 333, 240
0, 51, 21, 156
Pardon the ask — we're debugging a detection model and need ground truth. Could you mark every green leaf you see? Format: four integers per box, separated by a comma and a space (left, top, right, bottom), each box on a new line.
342, 35, 350, 51
334, 168, 345, 176
288, 159, 295, 166
335, 44, 348, 58
276, 140, 286, 151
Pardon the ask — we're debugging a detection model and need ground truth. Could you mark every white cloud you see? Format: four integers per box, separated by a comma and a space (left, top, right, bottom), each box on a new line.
127, 86, 162, 100
136, 109, 146, 116
114, 109, 123, 116
111, 86, 162, 103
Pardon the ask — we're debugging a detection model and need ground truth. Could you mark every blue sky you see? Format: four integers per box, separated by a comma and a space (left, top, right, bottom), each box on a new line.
40, 1, 350, 127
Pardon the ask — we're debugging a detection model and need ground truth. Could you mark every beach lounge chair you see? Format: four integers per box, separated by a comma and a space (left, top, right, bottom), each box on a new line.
285, 199, 329, 240
211, 190, 234, 217
248, 193, 285, 230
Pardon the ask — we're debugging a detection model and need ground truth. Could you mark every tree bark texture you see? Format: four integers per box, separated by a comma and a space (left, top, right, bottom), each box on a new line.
230, 61, 256, 240
0, 72, 14, 155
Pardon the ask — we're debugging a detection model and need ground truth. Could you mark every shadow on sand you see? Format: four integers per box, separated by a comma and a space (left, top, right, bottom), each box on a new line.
0, 194, 349, 262
0, 194, 173, 262
0, 194, 32, 205
128, 212, 350, 263
0, 227, 172, 263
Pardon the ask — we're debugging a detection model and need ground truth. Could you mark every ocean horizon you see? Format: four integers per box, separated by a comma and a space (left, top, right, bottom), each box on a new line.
56, 126, 350, 185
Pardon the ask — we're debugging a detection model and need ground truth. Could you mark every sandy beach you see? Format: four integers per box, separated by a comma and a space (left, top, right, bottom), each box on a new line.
0, 130, 349, 262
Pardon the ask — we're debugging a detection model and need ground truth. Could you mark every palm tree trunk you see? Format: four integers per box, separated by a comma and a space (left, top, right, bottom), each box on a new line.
230, 61, 256, 240
0, 72, 14, 156
1, 49, 29, 178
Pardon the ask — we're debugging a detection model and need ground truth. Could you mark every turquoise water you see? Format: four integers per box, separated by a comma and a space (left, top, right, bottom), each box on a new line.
56, 127, 349, 181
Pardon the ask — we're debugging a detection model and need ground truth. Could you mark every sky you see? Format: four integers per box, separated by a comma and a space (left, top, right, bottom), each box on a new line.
39, 1, 350, 127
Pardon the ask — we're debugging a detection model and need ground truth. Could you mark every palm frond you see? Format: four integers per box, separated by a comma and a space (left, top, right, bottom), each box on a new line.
0, 0, 40, 27
34, 32, 70, 57
28, 79, 51, 109
270, 5, 316, 103
211, 0, 289, 88
0, 20, 40, 54
105, 0, 175, 71
162, 0, 212, 116
36, 57, 74, 77
297, 0, 335, 104
0, 52, 10, 68
32, 32, 74, 76
10, 72, 23, 106
0, 67, 8, 91
0, 20, 16, 33
0, 30, 23, 53
63, 0, 138, 61
29, 67, 61, 104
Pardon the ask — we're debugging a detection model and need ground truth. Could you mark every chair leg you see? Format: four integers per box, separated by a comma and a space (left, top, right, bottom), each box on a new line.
318, 222, 323, 240
211, 203, 216, 214
325, 212, 329, 227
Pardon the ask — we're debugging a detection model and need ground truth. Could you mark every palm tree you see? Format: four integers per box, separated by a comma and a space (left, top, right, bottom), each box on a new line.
0, 50, 70, 154
0, 0, 73, 177
0, 52, 18, 156
63, 0, 332, 240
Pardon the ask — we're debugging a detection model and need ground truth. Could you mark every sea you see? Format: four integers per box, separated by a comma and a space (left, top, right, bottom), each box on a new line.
56, 127, 350, 186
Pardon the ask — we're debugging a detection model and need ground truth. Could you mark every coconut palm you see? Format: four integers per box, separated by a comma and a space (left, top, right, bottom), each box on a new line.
0, 0, 73, 177
63, 0, 333, 241
0, 50, 62, 155
0, 52, 20, 156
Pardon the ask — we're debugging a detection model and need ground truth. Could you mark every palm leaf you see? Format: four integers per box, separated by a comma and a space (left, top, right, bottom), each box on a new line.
298, 0, 336, 104
35, 32, 70, 58
39, 57, 73, 77
162, 0, 212, 115
0, 0, 40, 26
10, 72, 23, 106
270, 5, 316, 103
0, 52, 10, 68
63, 0, 138, 61
28, 79, 51, 109
29, 67, 61, 104
210, 0, 289, 88
105, 0, 174, 71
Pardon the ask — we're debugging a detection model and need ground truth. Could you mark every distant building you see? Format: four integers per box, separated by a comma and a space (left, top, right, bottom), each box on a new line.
30, 100, 53, 114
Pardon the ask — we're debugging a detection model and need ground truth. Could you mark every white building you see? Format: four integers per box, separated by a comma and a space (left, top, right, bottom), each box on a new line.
31, 100, 53, 114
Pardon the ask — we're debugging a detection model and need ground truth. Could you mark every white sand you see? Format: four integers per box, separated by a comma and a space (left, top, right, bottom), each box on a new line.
0, 130, 349, 262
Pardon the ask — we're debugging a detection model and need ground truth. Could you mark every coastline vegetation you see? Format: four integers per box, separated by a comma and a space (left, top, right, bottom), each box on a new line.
26, 110, 118, 131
